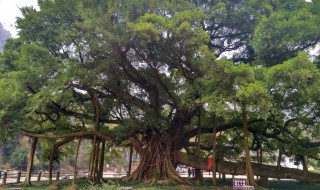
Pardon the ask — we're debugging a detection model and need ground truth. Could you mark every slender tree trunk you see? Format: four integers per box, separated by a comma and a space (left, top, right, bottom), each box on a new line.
88, 137, 96, 183
48, 146, 55, 183
212, 117, 217, 185
128, 144, 133, 176
195, 110, 203, 181
88, 89, 103, 184
24, 137, 38, 186
242, 105, 258, 187
98, 140, 105, 180
277, 149, 282, 180
302, 155, 308, 172
259, 147, 263, 164
94, 139, 100, 182
73, 139, 82, 185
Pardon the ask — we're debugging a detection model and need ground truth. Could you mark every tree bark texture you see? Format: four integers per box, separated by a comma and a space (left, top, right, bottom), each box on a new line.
73, 139, 82, 185
24, 137, 38, 186
303, 155, 308, 172
88, 136, 104, 184
98, 140, 105, 180
48, 146, 55, 182
124, 135, 184, 184
242, 106, 258, 187
128, 144, 133, 176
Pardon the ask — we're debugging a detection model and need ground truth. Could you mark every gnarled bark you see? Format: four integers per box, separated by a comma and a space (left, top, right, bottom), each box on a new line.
176, 151, 320, 183
124, 135, 184, 184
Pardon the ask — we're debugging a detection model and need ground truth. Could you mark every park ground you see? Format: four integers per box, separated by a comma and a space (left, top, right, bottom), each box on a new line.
2, 178, 320, 190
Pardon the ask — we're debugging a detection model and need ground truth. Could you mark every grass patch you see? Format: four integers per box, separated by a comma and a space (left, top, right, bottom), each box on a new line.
269, 180, 320, 190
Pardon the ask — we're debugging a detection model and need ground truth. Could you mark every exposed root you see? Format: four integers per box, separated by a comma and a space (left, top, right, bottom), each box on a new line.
124, 135, 188, 184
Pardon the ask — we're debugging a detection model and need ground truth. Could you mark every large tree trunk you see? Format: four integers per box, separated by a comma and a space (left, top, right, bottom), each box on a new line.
176, 151, 320, 183
24, 137, 38, 186
124, 135, 184, 184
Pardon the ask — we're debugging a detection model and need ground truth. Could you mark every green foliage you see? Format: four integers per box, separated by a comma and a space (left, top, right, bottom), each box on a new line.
9, 146, 28, 168
251, 1, 320, 66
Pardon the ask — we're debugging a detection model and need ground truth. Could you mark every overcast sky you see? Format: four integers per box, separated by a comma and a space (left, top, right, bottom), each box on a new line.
0, 0, 38, 38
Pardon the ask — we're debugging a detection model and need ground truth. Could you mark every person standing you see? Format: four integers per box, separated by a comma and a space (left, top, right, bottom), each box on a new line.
187, 167, 191, 177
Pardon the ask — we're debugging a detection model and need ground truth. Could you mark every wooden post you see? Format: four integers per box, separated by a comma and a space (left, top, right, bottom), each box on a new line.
56, 171, 60, 181
17, 171, 22, 183
37, 171, 42, 181
3, 171, 7, 185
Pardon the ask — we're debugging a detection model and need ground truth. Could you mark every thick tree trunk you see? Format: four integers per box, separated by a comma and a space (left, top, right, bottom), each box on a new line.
24, 137, 38, 186
176, 151, 320, 183
242, 106, 258, 187
302, 155, 308, 172
124, 135, 183, 184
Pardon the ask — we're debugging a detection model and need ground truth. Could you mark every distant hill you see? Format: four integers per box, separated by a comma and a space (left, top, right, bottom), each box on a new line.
0, 22, 12, 52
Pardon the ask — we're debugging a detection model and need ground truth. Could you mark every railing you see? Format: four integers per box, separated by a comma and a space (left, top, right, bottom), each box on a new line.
0, 170, 124, 185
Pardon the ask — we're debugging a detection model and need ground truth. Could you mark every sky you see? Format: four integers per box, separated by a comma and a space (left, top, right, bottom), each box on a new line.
0, 0, 38, 38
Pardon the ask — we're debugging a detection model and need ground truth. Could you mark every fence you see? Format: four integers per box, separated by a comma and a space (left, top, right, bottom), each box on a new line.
0, 170, 127, 185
